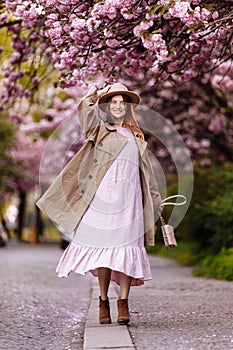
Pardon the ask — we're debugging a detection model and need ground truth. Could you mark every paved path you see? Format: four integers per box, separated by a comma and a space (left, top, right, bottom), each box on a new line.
1, 242, 233, 350
129, 257, 233, 350
0, 242, 91, 350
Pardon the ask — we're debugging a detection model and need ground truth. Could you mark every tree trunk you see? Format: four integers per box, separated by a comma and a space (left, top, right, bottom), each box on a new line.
35, 205, 43, 242
17, 190, 26, 241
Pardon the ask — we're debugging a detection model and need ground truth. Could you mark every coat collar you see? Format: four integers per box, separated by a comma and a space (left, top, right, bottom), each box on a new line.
105, 123, 116, 131
104, 123, 148, 157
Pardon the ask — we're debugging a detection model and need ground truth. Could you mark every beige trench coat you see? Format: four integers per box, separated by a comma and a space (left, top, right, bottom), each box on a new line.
36, 87, 162, 246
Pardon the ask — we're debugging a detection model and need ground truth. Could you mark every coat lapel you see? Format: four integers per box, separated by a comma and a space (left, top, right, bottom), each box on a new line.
104, 123, 148, 158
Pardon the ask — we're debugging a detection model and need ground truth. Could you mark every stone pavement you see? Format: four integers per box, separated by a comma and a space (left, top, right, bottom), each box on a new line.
1, 242, 233, 350
0, 241, 91, 350
128, 257, 233, 350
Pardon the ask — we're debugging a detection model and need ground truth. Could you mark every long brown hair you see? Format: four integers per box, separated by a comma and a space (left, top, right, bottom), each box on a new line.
106, 95, 144, 140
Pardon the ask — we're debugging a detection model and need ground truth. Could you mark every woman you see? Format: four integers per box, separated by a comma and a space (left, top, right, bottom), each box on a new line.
36, 83, 162, 325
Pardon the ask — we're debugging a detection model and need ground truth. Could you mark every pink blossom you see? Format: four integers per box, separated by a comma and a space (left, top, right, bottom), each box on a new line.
106, 39, 119, 48
200, 139, 210, 148
30, 32, 40, 41
139, 54, 154, 68
46, 0, 58, 6
9, 114, 23, 125
0, 13, 7, 25
45, 13, 59, 26
47, 27, 64, 46
127, 50, 140, 60
200, 158, 212, 167
106, 6, 118, 20
217, 61, 232, 75
70, 30, 89, 43
5, 0, 17, 11
9, 52, 21, 65
167, 61, 179, 73
212, 75, 233, 91
180, 69, 196, 81
162, 12, 172, 20
91, 1, 118, 20
212, 11, 219, 20
14, 4, 26, 18
86, 18, 101, 32
186, 41, 201, 53
169, 2, 191, 19
121, 8, 134, 20
151, 60, 160, 73
142, 34, 169, 62
200, 8, 211, 21
71, 18, 86, 30
192, 54, 205, 65
124, 66, 140, 76
9, 71, 24, 82
192, 6, 201, 21
24, 89, 32, 98
22, 47, 31, 56
32, 77, 40, 88
158, 0, 171, 5
208, 115, 226, 134
4, 67, 11, 78
133, 21, 153, 37
44, 47, 52, 57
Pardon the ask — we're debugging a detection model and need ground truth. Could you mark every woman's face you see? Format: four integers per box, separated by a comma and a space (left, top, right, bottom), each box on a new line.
109, 95, 126, 124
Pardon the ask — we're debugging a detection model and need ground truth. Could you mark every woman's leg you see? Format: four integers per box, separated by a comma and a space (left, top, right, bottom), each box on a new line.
98, 267, 111, 300
117, 272, 132, 324
119, 272, 132, 299
98, 267, 112, 324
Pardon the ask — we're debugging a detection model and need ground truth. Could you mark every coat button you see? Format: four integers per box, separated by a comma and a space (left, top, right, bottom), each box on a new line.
88, 175, 92, 179
93, 159, 97, 163
81, 189, 85, 194
99, 142, 103, 147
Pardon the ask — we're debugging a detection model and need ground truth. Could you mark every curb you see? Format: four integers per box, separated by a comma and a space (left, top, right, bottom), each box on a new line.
83, 279, 135, 350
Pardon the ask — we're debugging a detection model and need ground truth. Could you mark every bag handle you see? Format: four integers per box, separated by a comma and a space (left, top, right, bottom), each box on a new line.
160, 195, 187, 207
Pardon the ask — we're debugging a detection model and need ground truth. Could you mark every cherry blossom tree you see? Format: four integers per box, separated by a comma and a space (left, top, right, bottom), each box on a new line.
7, 91, 85, 239
0, 0, 232, 168
0, 0, 231, 251
135, 59, 233, 165
1, 1, 232, 103
6, 130, 46, 239
0, 114, 15, 208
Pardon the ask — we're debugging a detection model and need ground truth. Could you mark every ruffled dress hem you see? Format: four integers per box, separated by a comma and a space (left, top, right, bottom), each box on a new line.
56, 242, 152, 286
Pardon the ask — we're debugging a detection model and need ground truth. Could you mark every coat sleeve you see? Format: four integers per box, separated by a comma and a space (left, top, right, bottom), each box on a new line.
144, 149, 162, 219
77, 86, 103, 139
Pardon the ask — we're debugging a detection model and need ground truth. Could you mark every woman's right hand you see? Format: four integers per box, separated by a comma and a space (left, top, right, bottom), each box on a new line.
97, 85, 112, 98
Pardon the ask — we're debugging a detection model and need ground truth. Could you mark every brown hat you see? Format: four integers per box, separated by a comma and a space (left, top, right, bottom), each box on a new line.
98, 83, 140, 111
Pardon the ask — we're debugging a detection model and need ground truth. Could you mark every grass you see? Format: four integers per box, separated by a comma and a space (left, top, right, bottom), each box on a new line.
193, 248, 233, 281
147, 243, 233, 281
146, 241, 199, 266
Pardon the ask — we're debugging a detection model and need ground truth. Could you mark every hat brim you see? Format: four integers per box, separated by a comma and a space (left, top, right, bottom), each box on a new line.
98, 90, 140, 112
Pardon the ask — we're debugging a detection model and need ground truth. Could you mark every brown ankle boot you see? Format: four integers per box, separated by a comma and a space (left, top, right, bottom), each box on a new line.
99, 297, 112, 324
117, 298, 130, 325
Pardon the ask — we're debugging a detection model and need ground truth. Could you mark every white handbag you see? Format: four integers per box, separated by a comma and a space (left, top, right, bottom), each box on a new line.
159, 195, 187, 249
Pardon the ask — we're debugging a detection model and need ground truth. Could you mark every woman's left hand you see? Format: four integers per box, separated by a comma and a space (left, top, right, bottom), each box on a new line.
158, 206, 163, 214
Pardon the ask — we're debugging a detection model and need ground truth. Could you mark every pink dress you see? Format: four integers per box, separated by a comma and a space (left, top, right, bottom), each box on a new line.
56, 126, 152, 286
